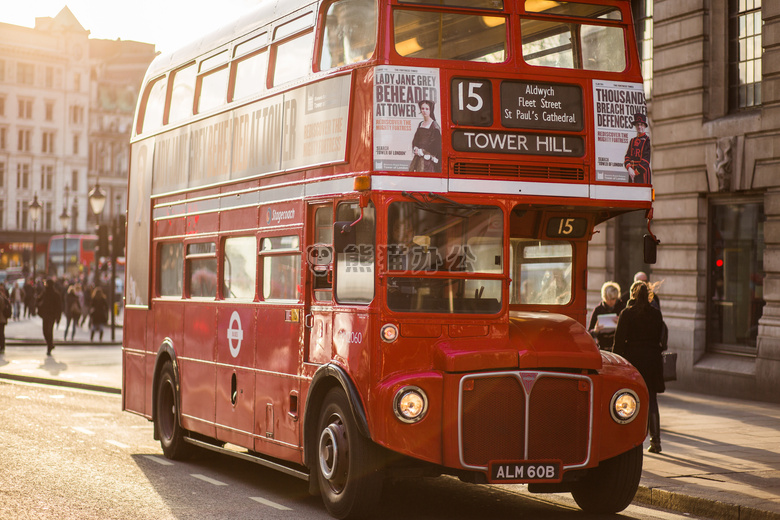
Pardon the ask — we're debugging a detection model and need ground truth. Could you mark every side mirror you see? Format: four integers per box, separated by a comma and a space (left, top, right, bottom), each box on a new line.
333, 221, 356, 253
644, 234, 659, 264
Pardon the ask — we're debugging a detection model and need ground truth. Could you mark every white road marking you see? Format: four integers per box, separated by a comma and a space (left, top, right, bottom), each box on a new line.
106, 440, 130, 449
73, 427, 95, 435
50, 395, 65, 399
250, 497, 292, 511
15, 396, 30, 400
191, 474, 228, 486
144, 455, 174, 466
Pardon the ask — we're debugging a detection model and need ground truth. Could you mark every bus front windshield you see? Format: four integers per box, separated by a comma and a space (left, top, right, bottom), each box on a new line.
510, 239, 573, 305
386, 201, 503, 314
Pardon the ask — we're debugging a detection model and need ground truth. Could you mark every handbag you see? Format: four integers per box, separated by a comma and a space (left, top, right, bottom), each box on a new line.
662, 351, 677, 382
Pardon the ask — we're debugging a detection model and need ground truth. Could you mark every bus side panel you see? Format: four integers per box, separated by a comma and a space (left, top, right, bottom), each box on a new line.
144, 309, 156, 417
215, 304, 256, 448
253, 304, 304, 462
179, 302, 217, 437
122, 307, 148, 416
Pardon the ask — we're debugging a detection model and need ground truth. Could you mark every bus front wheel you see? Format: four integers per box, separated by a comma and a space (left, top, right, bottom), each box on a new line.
156, 360, 192, 460
316, 388, 382, 519
570, 444, 643, 513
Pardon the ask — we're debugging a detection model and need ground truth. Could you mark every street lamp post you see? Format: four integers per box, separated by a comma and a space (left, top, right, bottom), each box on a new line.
59, 186, 70, 278
29, 195, 42, 283
88, 183, 107, 284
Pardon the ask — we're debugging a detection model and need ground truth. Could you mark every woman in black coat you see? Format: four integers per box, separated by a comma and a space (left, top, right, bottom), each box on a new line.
613, 281, 665, 453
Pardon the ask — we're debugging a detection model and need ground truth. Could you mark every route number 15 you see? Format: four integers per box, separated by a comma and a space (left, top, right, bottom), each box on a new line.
451, 78, 492, 126
546, 217, 587, 238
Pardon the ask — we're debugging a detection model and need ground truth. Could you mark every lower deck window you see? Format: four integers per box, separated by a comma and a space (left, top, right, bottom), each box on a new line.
510, 239, 572, 305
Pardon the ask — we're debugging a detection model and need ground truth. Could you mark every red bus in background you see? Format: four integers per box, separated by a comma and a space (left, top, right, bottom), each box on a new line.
47, 234, 97, 278
123, 1, 656, 518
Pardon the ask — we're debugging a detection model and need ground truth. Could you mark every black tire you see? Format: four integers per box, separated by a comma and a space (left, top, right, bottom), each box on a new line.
156, 360, 193, 460
316, 388, 383, 519
571, 444, 643, 513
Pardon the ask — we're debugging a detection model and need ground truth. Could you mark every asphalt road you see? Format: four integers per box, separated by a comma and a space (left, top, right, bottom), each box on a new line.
0, 380, 710, 520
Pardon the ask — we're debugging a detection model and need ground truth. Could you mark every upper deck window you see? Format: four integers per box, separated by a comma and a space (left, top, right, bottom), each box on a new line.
521, 2, 626, 72
399, 0, 504, 9
168, 63, 196, 124
196, 52, 230, 114
320, 0, 378, 70
394, 9, 507, 62
272, 14, 315, 86
525, 1, 622, 20
138, 76, 167, 135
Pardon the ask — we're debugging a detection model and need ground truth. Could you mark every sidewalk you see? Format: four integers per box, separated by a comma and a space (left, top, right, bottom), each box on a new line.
0, 320, 779, 519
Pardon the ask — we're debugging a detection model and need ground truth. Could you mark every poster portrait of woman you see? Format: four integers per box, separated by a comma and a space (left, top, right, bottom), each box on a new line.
409, 99, 442, 173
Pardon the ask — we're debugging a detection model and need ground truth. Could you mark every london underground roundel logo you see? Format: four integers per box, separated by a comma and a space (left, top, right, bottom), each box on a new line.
228, 311, 244, 358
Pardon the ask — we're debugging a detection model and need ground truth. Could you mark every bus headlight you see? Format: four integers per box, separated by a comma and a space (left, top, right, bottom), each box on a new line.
393, 386, 428, 423
610, 389, 639, 424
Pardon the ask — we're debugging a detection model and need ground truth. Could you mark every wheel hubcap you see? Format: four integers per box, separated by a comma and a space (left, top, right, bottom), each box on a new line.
318, 416, 347, 490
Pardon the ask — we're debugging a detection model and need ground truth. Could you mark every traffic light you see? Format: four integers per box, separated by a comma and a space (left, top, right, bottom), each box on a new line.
113, 215, 126, 257
97, 224, 109, 257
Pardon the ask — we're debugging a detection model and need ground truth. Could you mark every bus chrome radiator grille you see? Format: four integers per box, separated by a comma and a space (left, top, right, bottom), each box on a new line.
461, 376, 525, 467
460, 373, 592, 469
452, 162, 585, 181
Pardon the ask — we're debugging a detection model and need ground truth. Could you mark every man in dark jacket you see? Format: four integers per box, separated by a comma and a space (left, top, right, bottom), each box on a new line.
36, 279, 62, 355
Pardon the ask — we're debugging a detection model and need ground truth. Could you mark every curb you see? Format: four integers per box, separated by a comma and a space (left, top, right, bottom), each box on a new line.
635, 485, 780, 520
0, 372, 121, 395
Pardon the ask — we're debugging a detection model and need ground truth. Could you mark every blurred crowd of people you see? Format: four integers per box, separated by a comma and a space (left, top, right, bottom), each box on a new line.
0, 274, 111, 356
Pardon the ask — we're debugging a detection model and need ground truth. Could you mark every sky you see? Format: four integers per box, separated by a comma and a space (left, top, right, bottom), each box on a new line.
1, 1, 262, 55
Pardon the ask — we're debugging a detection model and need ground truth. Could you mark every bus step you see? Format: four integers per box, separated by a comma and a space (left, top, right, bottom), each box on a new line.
184, 436, 310, 481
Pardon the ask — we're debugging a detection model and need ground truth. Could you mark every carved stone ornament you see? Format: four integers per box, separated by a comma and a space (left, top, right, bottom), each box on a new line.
714, 137, 735, 191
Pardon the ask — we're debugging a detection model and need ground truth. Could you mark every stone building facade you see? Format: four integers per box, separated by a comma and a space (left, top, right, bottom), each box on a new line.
589, 0, 780, 403
0, 7, 154, 275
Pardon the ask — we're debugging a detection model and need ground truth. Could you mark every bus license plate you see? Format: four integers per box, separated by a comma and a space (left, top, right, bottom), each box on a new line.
489, 461, 562, 483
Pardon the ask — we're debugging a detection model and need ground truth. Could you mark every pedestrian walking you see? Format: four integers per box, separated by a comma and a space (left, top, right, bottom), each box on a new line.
10, 283, 23, 321
89, 287, 109, 342
0, 286, 11, 354
64, 285, 81, 341
24, 279, 36, 317
621, 271, 662, 313
36, 279, 63, 356
613, 280, 666, 453
588, 281, 625, 351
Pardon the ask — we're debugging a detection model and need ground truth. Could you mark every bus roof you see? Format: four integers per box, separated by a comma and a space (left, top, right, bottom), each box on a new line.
144, 0, 315, 81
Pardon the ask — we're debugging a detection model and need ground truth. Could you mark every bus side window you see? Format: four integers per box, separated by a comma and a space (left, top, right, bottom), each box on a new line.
311, 207, 333, 301
187, 242, 218, 298
272, 14, 315, 86
159, 242, 184, 297
168, 63, 196, 124
232, 48, 268, 101
196, 51, 230, 114
137, 76, 167, 135
223, 236, 257, 300
320, 0, 377, 70
261, 236, 302, 301
334, 202, 375, 304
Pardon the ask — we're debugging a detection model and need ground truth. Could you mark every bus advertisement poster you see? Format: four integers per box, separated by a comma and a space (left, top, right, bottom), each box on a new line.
592, 80, 649, 184
373, 65, 442, 173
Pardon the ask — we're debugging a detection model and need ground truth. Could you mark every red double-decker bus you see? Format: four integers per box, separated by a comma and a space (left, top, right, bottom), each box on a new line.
123, 1, 657, 517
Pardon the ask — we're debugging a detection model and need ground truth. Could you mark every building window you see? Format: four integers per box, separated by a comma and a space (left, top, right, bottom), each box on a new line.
41, 165, 54, 191
729, 0, 762, 110
16, 200, 29, 231
73, 134, 80, 155
0, 96, 5, 116
0, 127, 6, 149
18, 98, 33, 119
42, 131, 55, 154
708, 198, 765, 353
17, 129, 31, 152
73, 72, 81, 92
45, 101, 54, 121
16, 163, 30, 189
0, 161, 4, 187
44, 202, 52, 231
71, 170, 79, 191
70, 105, 84, 125
0, 60, 5, 82
17, 63, 34, 85
0, 201, 4, 229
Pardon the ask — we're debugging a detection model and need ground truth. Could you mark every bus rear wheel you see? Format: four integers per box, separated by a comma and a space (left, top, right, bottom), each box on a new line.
156, 360, 193, 460
316, 388, 382, 519
570, 444, 642, 513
